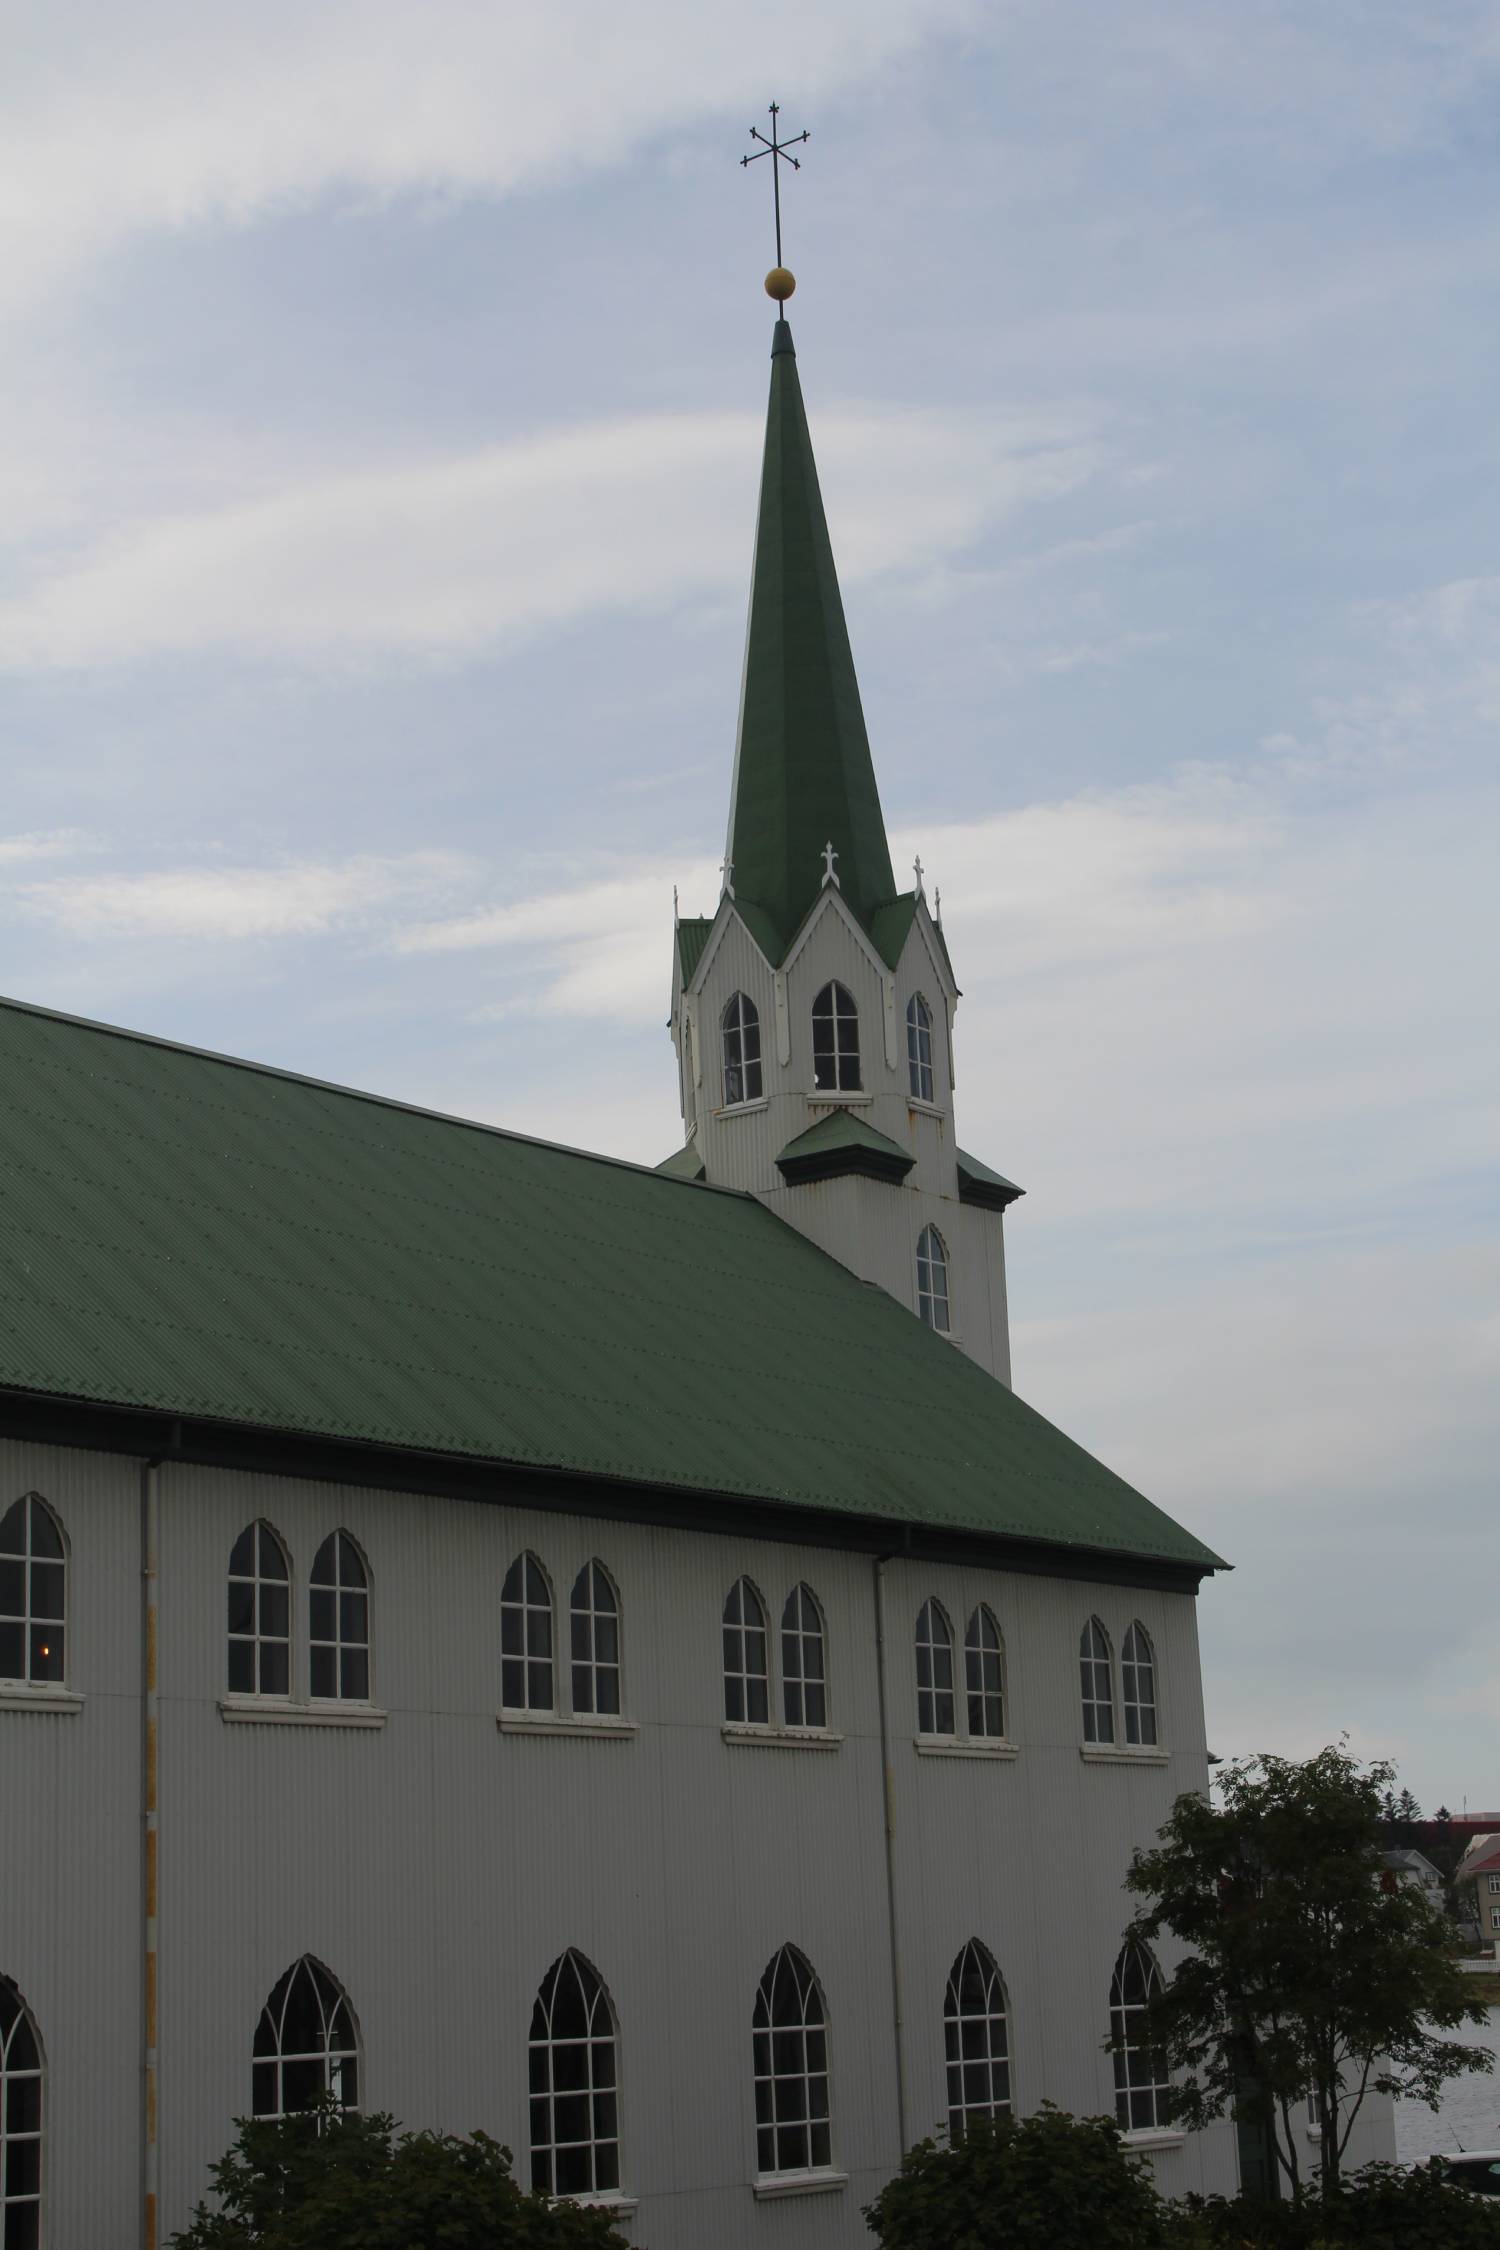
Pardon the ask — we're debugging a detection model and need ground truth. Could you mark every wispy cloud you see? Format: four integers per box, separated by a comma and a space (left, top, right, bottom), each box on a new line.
0, 829, 95, 866
16, 852, 466, 941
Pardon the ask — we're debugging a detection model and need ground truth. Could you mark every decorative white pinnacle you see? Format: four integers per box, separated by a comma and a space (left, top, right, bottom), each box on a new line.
934, 886, 942, 926
720, 856, 735, 898
673, 883, 680, 926
913, 854, 925, 895
820, 839, 840, 888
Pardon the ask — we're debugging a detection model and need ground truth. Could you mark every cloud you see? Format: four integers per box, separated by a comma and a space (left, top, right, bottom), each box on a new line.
0, 829, 95, 866
16, 852, 464, 941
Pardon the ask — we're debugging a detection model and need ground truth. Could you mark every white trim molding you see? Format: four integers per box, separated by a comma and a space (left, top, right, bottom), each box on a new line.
752, 2169, 849, 2200
498, 1712, 639, 1740
1079, 1744, 1170, 1767
219, 1698, 387, 1729
1121, 2128, 1188, 2152
914, 1736, 1017, 1760
722, 1723, 843, 1752
0, 1685, 84, 1715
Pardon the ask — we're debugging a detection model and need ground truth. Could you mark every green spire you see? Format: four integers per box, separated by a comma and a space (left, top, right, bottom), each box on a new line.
724, 317, 896, 961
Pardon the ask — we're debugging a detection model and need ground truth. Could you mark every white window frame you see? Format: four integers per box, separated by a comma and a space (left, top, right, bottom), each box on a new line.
723, 1576, 770, 1726
1488, 1874, 1500, 1896
944, 1940, 1011, 2136
309, 1530, 371, 1704
780, 1583, 827, 1730
0, 1976, 43, 2250
501, 1552, 555, 1715
916, 1226, 951, 1333
529, 1949, 620, 2200
811, 981, 862, 1093
227, 1521, 292, 1699
1120, 1621, 1158, 1747
252, 1956, 360, 2121
1080, 1617, 1115, 1744
906, 992, 935, 1103
753, 1946, 833, 2179
721, 991, 764, 1108
1110, 1941, 1169, 2132
0, 1492, 67, 1689
570, 1560, 622, 1717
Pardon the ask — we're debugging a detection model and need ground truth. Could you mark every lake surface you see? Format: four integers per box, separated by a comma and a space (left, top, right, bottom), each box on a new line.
1394, 2009, 1500, 2162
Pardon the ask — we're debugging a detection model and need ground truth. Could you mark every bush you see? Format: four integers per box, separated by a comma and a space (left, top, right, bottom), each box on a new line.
863, 2105, 1171, 2249
1163, 2160, 1500, 2250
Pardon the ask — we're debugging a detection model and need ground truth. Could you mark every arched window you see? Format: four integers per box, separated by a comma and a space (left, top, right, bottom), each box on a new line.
1080, 1617, 1114, 1744
253, 1956, 359, 2120
570, 1561, 620, 1717
944, 1941, 1010, 2136
906, 993, 935, 1103
1110, 1942, 1168, 2130
964, 1606, 1004, 1739
916, 1226, 951, 1333
915, 1598, 955, 1737
228, 1522, 290, 1697
0, 1978, 43, 2250
309, 1532, 369, 1702
753, 1947, 831, 2176
723, 1577, 769, 1726
781, 1584, 826, 1730
811, 981, 861, 1093
0, 1493, 65, 1686
502, 1553, 554, 1714
722, 992, 763, 1107
1121, 1622, 1158, 1746
529, 1950, 619, 2198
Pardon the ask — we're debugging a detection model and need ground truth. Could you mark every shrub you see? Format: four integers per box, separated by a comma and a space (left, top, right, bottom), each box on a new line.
863, 2105, 1170, 2249
1162, 2160, 1500, 2250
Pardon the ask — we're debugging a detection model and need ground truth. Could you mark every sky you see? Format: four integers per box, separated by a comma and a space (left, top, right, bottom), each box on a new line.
1, 0, 1496, 1809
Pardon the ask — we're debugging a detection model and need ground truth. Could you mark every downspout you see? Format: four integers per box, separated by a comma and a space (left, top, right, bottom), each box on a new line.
873, 1557, 908, 2154
142, 1459, 160, 2250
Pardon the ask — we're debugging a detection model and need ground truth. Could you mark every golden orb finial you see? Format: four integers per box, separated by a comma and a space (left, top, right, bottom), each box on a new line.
765, 266, 796, 303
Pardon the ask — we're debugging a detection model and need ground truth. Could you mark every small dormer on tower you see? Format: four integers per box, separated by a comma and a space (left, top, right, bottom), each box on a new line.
662, 292, 1022, 1386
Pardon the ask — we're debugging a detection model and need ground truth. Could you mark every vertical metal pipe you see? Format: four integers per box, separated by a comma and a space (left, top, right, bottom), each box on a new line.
142, 1460, 160, 2250
873, 1556, 908, 2153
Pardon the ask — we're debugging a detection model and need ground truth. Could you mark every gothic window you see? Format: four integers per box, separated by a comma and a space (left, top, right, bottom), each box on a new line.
529, 1950, 620, 2198
811, 981, 861, 1092
0, 1978, 43, 2250
753, 1947, 831, 2176
722, 992, 763, 1107
1080, 1617, 1115, 1744
253, 1957, 360, 2120
723, 1577, 769, 1726
570, 1561, 621, 1717
916, 1226, 951, 1333
502, 1553, 554, 1714
1110, 1942, 1169, 2131
309, 1532, 369, 1702
1121, 1622, 1158, 1746
0, 1493, 66, 1686
944, 1941, 1011, 2136
906, 992, 935, 1102
915, 1598, 956, 1736
227, 1522, 290, 1697
781, 1583, 827, 1730
964, 1606, 1005, 1739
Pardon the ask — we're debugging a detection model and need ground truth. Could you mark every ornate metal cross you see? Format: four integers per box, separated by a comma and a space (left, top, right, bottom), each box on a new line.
821, 839, 840, 889
741, 102, 809, 270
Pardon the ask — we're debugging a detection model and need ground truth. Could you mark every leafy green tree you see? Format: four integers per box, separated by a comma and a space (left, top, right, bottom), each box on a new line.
1121, 1745, 1492, 2196
863, 2105, 1170, 2249
168, 2103, 636, 2250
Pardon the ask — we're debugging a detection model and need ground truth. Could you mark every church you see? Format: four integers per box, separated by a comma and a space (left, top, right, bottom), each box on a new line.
0, 281, 1260, 2247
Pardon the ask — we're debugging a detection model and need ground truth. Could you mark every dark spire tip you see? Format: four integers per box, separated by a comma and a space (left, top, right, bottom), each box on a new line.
771, 318, 796, 358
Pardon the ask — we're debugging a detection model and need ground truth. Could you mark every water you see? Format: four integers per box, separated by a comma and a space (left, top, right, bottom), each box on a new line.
1394, 2009, 1500, 2163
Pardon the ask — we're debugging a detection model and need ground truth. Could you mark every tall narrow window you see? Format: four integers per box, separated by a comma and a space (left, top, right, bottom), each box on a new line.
502, 1553, 554, 1714
722, 993, 763, 1107
906, 993, 935, 1103
1121, 1622, 1158, 1746
944, 1941, 1011, 2137
1080, 1617, 1114, 1744
571, 1561, 621, 1717
0, 1979, 42, 2250
309, 1532, 369, 1702
723, 1577, 769, 1725
0, 1494, 65, 1686
1110, 1942, 1169, 2131
529, 1950, 619, 2198
811, 981, 861, 1092
964, 1606, 1005, 1739
753, 1947, 831, 2176
227, 1522, 290, 1697
916, 1226, 951, 1333
781, 1583, 826, 1730
253, 1957, 359, 2120
915, 1599, 955, 1736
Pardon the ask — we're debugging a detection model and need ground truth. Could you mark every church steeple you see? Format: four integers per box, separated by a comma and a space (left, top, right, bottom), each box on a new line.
724, 316, 897, 961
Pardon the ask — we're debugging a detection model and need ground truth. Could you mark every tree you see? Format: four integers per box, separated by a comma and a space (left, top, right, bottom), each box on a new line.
168, 2103, 636, 2250
864, 2106, 1170, 2250
1120, 1745, 1492, 2197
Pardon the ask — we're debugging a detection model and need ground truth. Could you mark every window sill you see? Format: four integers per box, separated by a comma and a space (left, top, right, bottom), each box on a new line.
1121, 2128, 1187, 2152
810, 1090, 871, 1106
567, 2195, 639, 2216
907, 1098, 946, 1118
716, 1097, 769, 1119
914, 1736, 1017, 1760
752, 2169, 849, 2200
722, 1723, 843, 1752
219, 1698, 387, 1729
0, 1685, 83, 1714
498, 1712, 639, 1739
1079, 1744, 1169, 1766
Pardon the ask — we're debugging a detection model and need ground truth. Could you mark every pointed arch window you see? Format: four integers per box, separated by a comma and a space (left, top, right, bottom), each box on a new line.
253, 1957, 359, 2120
906, 992, 935, 1103
812, 981, 861, 1093
723, 1577, 769, 1726
722, 992, 763, 1107
944, 1941, 1011, 2136
0, 1978, 43, 2250
529, 1950, 619, 2198
570, 1561, 621, 1717
1080, 1616, 1115, 1744
915, 1598, 956, 1737
1121, 1622, 1158, 1746
916, 1226, 950, 1333
1110, 1941, 1169, 2130
0, 1493, 66, 1686
228, 1522, 290, 1697
781, 1583, 827, 1730
753, 1947, 831, 2176
502, 1553, 554, 1714
309, 1532, 369, 1702
964, 1606, 1005, 1739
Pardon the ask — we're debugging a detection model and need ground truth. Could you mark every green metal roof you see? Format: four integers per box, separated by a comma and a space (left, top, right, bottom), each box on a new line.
674, 918, 714, 985
0, 994, 1223, 1573
654, 1141, 706, 1182
776, 1110, 914, 1186
957, 1147, 1025, 1212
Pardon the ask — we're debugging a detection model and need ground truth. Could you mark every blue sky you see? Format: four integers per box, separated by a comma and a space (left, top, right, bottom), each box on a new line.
2, 1, 1496, 1806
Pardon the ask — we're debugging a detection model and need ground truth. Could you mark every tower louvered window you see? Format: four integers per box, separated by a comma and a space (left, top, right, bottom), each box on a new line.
0, 1493, 65, 1686
906, 992, 935, 1102
753, 1946, 831, 2175
529, 1950, 619, 2198
722, 992, 763, 1106
812, 981, 861, 1092
253, 1957, 359, 2120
